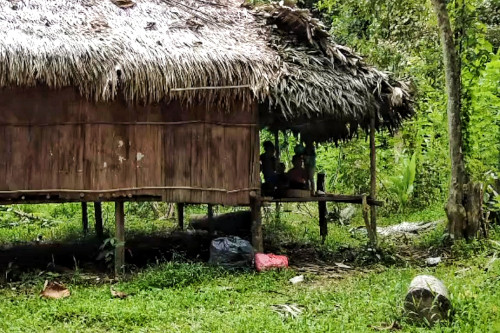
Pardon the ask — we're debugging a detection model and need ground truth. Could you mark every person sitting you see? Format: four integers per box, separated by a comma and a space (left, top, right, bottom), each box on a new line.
294, 143, 306, 157
275, 162, 289, 198
304, 141, 316, 192
260, 141, 277, 195
287, 155, 309, 190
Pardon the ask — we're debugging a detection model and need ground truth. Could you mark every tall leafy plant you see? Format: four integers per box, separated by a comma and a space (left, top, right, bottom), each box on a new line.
386, 152, 417, 212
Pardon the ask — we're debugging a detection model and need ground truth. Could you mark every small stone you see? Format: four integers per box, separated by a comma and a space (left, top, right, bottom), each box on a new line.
425, 257, 442, 266
335, 262, 353, 270
289, 275, 304, 284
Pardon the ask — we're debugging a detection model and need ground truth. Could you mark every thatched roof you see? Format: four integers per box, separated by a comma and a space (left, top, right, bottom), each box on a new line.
0, 0, 413, 142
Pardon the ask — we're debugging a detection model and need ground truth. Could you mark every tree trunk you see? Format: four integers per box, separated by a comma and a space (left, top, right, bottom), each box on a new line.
431, 0, 485, 240
404, 275, 451, 325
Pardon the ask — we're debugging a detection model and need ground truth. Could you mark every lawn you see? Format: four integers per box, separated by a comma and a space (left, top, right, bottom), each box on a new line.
0, 203, 499, 332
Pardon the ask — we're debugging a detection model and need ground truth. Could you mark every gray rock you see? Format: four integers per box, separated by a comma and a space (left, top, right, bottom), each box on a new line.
425, 257, 442, 266
339, 205, 356, 225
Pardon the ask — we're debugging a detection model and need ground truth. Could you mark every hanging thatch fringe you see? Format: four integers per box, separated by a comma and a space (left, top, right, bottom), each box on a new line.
0, 0, 413, 142
254, 4, 413, 141
0, 0, 274, 104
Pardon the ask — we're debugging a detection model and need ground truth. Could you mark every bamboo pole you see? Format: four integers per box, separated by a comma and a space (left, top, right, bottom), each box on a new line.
260, 195, 383, 205
369, 117, 378, 246
0, 186, 259, 195
170, 84, 251, 92
362, 195, 375, 243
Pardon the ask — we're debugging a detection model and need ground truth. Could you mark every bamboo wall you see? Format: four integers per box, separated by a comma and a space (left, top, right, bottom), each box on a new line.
0, 87, 260, 205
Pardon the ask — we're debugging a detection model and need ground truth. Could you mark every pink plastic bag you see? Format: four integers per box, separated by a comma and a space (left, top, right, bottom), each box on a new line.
255, 253, 289, 272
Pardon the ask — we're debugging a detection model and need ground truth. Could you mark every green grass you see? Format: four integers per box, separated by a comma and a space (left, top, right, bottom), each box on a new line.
0, 202, 180, 244
1, 255, 499, 332
0, 203, 499, 332
0, 201, 446, 245
0, 203, 251, 244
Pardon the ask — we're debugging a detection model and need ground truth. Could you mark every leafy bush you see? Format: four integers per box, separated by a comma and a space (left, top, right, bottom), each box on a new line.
385, 152, 417, 212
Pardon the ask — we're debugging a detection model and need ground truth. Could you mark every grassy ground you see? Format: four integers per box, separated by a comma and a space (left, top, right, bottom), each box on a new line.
0, 203, 499, 332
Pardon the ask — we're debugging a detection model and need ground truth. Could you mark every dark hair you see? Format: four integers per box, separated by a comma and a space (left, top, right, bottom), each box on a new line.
292, 154, 303, 163
263, 140, 274, 150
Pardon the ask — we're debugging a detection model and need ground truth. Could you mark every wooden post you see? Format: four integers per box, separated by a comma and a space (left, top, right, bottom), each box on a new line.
114, 201, 125, 277
208, 204, 214, 219
250, 191, 263, 253
94, 202, 103, 238
81, 202, 89, 235
166, 203, 175, 219
177, 203, 184, 230
369, 116, 378, 246
274, 130, 281, 219
362, 195, 376, 244
317, 173, 328, 243
207, 204, 214, 235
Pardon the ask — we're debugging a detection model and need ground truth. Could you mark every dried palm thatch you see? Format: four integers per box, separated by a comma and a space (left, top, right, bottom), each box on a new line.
0, 0, 275, 105
255, 4, 413, 141
0, 0, 413, 142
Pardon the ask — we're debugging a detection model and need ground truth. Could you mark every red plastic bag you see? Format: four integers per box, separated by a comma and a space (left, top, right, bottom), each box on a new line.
255, 253, 289, 272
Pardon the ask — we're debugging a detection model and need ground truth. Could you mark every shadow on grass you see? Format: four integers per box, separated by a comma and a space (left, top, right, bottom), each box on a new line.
2, 211, 496, 285
0, 230, 216, 281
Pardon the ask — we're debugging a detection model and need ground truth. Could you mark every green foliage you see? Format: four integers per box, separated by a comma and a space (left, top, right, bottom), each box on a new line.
253, 0, 498, 215
483, 170, 500, 224
385, 152, 417, 212
314, 0, 449, 210
315, 138, 370, 194
97, 237, 126, 267
312, 0, 498, 212
478, 0, 500, 52
467, 53, 500, 179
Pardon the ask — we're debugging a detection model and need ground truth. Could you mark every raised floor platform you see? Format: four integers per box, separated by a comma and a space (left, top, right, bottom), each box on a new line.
260, 194, 383, 206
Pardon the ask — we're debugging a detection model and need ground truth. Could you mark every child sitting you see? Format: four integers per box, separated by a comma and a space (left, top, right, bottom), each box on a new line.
287, 155, 309, 190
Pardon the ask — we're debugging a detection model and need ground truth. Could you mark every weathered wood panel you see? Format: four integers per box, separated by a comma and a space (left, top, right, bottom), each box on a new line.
189, 123, 205, 204
0, 126, 6, 190
0, 87, 259, 205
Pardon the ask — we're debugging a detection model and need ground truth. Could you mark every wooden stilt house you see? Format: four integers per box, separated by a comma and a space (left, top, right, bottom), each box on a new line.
0, 0, 413, 272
